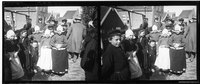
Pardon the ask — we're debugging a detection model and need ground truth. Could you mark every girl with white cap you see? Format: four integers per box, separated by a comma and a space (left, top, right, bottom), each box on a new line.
121, 29, 142, 80
168, 24, 186, 75
37, 29, 53, 74
154, 28, 171, 74
4, 30, 24, 80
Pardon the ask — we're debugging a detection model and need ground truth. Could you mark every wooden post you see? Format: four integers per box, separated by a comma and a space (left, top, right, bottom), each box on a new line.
128, 11, 131, 29
10, 12, 15, 31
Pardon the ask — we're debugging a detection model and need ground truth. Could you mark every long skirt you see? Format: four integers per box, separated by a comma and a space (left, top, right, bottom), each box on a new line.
169, 48, 186, 73
154, 47, 170, 70
37, 47, 52, 70
52, 49, 68, 73
10, 56, 24, 80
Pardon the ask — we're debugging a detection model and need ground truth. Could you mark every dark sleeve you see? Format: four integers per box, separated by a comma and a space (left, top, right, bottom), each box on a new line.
102, 47, 113, 78
184, 26, 190, 38
82, 26, 87, 39
157, 37, 162, 47
49, 35, 56, 47
168, 35, 174, 47
66, 27, 72, 39
80, 39, 97, 70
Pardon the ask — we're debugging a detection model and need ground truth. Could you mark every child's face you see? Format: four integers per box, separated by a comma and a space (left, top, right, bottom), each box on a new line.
31, 42, 38, 48
150, 42, 156, 47
109, 35, 121, 47
22, 32, 27, 37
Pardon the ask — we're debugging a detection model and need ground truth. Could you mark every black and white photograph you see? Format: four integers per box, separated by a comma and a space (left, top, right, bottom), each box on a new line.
3, 5, 98, 81
100, 6, 197, 80
2, 1, 199, 83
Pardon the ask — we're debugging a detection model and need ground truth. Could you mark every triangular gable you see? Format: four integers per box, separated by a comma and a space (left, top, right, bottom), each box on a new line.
179, 10, 193, 18
62, 10, 77, 19
101, 7, 124, 26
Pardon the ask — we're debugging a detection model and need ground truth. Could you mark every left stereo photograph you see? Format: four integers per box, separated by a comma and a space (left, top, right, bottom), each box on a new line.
3, 5, 99, 81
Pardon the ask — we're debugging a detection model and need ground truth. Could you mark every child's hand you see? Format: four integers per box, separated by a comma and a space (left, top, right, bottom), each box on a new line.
14, 52, 18, 58
55, 44, 62, 48
133, 51, 137, 57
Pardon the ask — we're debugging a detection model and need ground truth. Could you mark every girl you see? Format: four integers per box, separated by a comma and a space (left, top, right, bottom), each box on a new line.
169, 24, 186, 75
121, 29, 142, 80
18, 30, 32, 77
37, 28, 53, 74
101, 30, 130, 80
137, 29, 150, 79
154, 29, 171, 74
5, 30, 24, 81
50, 25, 68, 76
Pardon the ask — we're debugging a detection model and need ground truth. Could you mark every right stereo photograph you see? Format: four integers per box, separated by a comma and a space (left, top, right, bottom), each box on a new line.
100, 6, 197, 81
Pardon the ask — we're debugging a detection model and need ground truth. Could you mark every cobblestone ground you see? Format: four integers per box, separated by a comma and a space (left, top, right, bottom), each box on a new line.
31, 56, 196, 81
32, 57, 85, 81
150, 57, 197, 80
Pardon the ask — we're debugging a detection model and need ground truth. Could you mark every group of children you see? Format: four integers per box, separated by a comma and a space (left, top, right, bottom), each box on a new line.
4, 18, 85, 81
101, 18, 187, 80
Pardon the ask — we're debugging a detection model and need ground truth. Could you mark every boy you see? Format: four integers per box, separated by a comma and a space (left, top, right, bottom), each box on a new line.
147, 40, 157, 73
102, 30, 130, 80
29, 40, 39, 73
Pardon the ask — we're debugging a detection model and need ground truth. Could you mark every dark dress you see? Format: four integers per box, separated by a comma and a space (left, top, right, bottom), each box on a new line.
168, 33, 186, 74
18, 37, 31, 72
147, 45, 156, 69
102, 44, 130, 80
29, 46, 39, 70
136, 36, 150, 79
50, 33, 68, 74
137, 36, 148, 70
4, 39, 24, 80
80, 36, 99, 80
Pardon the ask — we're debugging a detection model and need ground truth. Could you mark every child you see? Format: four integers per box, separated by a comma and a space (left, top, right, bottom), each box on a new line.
29, 40, 39, 73
28, 25, 43, 44
37, 29, 53, 74
154, 29, 171, 74
5, 30, 24, 81
137, 29, 150, 79
147, 40, 157, 73
146, 25, 161, 43
169, 24, 186, 75
121, 29, 142, 80
101, 30, 130, 80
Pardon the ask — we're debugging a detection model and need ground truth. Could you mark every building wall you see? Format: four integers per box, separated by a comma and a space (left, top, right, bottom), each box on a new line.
15, 12, 37, 30
4, 7, 37, 30
118, 11, 153, 30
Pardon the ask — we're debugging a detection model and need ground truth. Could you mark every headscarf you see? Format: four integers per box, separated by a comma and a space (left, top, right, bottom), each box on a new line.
34, 25, 40, 32
56, 25, 64, 32
174, 24, 181, 32
152, 25, 158, 31
6, 30, 17, 39
43, 29, 51, 37
125, 29, 134, 38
